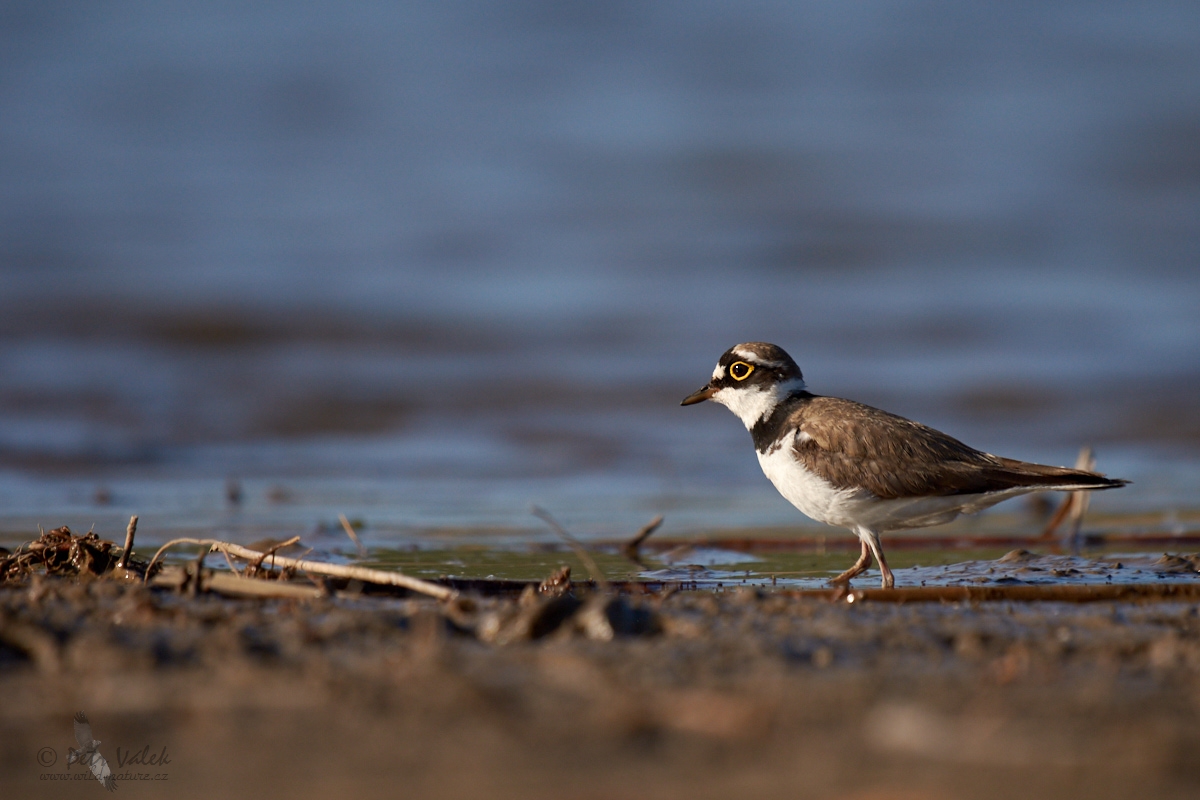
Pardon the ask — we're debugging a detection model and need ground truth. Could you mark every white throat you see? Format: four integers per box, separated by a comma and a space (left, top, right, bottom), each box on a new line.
711, 378, 806, 429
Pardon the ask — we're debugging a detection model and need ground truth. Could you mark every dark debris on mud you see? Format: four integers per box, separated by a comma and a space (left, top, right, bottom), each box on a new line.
4, 528, 1200, 799
0, 526, 141, 584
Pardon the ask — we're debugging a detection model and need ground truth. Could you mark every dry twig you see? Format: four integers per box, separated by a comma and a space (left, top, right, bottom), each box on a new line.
144, 538, 455, 600
117, 515, 138, 568
338, 513, 367, 558
248, 536, 302, 574
531, 506, 608, 590
622, 515, 664, 561
151, 566, 325, 599
1041, 447, 1096, 540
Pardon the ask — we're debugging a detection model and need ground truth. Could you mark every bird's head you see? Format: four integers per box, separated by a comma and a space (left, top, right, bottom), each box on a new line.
681, 342, 806, 429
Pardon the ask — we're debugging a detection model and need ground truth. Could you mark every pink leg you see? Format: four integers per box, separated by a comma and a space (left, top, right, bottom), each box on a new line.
860, 528, 894, 589
828, 539, 872, 585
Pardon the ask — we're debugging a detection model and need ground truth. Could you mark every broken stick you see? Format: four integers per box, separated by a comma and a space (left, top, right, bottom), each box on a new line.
144, 538, 455, 600
531, 506, 608, 591
338, 513, 367, 558
622, 515, 664, 561
1041, 447, 1096, 540
117, 515, 138, 568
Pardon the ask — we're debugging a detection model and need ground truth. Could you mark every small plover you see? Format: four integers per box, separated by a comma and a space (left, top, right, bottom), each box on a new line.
682, 342, 1127, 588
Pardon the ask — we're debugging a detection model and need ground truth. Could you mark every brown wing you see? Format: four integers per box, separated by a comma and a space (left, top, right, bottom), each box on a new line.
73, 712, 93, 748
791, 396, 1125, 499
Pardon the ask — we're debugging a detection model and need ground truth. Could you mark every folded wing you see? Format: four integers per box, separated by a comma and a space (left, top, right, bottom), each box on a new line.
792, 396, 1126, 499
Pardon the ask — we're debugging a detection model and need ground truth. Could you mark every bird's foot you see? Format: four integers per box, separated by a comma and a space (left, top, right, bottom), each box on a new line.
829, 540, 872, 585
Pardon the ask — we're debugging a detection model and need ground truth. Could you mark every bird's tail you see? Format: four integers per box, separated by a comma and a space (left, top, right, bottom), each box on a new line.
989, 458, 1128, 492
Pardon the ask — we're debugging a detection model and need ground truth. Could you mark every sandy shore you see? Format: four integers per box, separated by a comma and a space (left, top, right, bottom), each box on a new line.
2, 574, 1199, 800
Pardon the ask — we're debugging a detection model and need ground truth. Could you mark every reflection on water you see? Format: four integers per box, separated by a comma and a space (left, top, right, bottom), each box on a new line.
327, 543, 1200, 589
0, 3, 1198, 541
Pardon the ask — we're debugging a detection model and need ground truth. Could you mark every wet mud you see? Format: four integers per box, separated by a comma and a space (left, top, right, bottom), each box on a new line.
3, 564, 1200, 799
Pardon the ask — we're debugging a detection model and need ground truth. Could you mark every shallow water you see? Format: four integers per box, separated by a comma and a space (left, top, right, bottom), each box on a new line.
353, 539, 1200, 588
1, 3, 1198, 547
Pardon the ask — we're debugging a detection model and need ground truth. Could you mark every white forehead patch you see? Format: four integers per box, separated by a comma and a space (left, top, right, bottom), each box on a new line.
711, 364, 725, 381
732, 348, 782, 368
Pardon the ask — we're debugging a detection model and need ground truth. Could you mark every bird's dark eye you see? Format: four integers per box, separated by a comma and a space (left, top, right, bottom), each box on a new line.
730, 361, 754, 381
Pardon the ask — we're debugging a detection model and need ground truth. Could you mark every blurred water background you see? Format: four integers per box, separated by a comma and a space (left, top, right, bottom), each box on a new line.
1, 2, 1198, 548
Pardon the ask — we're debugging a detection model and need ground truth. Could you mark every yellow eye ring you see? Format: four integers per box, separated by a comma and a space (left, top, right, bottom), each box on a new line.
729, 361, 754, 381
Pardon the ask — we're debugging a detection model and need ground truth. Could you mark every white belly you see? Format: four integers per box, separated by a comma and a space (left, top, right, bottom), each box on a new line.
756, 446, 864, 528
756, 446, 1027, 532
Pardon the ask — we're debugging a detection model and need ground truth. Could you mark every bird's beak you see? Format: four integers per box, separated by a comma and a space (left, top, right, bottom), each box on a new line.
681, 384, 717, 406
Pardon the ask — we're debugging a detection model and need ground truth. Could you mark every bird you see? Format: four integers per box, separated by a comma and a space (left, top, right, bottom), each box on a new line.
681, 342, 1128, 589
67, 712, 116, 792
